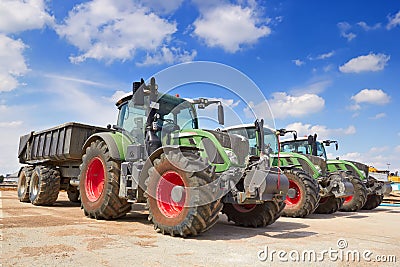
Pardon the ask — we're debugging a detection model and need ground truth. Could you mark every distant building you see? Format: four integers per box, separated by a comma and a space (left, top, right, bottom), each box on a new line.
4, 171, 19, 183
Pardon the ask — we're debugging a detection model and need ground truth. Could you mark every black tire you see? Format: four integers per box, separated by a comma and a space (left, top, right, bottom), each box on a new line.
340, 176, 367, 212
79, 140, 131, 219
222, 200, 283, 227
146, 150, 223, 237
282, 169, 320, 218
29, 166, 60, 206
362, 194, 384, 210
314, 196, 344, 214
67, 186, 80, 203
17, 166, 33, 202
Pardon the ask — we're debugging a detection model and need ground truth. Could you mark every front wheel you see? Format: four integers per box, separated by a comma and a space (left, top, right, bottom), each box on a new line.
362, 194, 383, 210
79, 140, 131, 219
146, 150, 222, 237
314, 196, 344, 214
340, 176, 367, 212
222, 200, 283, 227
282, 169, 320, 218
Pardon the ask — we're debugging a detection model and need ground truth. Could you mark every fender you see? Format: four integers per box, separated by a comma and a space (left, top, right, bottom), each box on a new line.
83, 132, 126, 161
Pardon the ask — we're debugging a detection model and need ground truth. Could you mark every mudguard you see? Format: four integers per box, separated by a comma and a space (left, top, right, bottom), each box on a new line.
83, 132, 128, 161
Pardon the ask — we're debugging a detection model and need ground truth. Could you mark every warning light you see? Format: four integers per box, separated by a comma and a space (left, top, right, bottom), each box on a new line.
175, 94, 180, 97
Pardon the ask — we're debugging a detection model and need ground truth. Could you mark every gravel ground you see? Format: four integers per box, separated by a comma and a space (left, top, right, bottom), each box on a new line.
1, 190, 399, 267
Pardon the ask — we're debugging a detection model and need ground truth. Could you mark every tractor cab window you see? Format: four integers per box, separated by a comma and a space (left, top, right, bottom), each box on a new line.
316, 141, 327, 159
117, 93, 198, 145
281, 140, 310, 154
117, 101, 147, 144
226, 127, 278, 155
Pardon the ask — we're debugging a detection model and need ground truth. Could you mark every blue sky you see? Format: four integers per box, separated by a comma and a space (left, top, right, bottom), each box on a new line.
1, 0, 399, 174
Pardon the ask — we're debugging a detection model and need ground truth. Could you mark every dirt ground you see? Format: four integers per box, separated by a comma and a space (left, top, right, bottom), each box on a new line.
0, 190, 399, 267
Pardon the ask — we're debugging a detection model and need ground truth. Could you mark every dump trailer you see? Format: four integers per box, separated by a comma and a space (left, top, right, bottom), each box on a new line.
18, 122, 109, 204
17, 77, 289, 237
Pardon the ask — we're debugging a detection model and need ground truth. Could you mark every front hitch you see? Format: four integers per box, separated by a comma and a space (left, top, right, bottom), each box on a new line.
239, 167, 289, 204
319, 172, 354, 198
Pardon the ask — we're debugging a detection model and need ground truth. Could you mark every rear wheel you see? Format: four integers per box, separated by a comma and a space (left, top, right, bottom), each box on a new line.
146, 150, 222, 237
29, 166, 60, 206
222, 200, 283, 227
340, 176, 367, 212
79, 140, 131, 219
17, 166, 33, 202
282, 169, 320, 218
362, 194, 383, 210
67, 186, 80, 203
314, 196, 344, 214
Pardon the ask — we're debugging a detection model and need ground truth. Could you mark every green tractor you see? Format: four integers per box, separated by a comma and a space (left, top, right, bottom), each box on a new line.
321, 140, 392, 210
224, 126, 354, 218
18, 77, 289, 237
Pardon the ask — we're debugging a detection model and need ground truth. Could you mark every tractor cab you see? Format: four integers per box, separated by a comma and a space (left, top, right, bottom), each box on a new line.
281, 136, 328, 160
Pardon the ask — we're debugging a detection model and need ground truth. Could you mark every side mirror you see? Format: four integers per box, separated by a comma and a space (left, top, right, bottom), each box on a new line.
133, 80, 144, 106
218, 104, 224, 125
293, 132, 297, 140
335, 143, 339, 150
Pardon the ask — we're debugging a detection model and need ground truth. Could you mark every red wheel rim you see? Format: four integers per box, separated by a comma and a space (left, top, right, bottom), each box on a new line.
85, 157, 105, 202
285, 180, 301, 206
344, 195, 353, 204
232, 204, 257, 213
156, 171, 186, 218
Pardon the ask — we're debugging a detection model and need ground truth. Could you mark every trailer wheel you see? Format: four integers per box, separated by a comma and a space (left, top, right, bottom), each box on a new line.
222, 200, 283, 227
362, 194, 383, 210
17, 166, 33, 202
340, 176, 367, 212
79, 140, 131, 219
29, 166, 60, 206
282, 169, 320, 218
67, 186, 80, 203
146, 150, 222, 237
314, 196, 344, 214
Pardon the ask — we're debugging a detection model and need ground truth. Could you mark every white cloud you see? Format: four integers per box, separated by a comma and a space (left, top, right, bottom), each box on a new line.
270, 93, 325, 119
291, 80, 331, 95
351, 89, 390, 105
193, 4, 271, 53
284, 122, 356, 140
369, 112, 386, 120
0, 35, 29, 92
138, 0, 183, 14
0, 0, 54, 33
138, 46, 197, 66
108, 90, 129, 103
56, 0, 189, 64
357, 21, 381, 31
387, 10, 400, 30
292, 59, 305, 66
339, 53, 390, 73
337, 22, 356, 41
316, 51, 334, 60
0, 121, 23, 127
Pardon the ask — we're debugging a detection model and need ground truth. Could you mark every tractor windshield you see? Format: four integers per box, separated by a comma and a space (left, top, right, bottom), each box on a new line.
281, 140, 327, 159
117, 93, 198, 144
226, 127, 278, 155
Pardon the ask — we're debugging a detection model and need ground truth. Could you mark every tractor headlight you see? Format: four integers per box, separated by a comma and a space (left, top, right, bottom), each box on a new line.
225, 149, 238, 165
